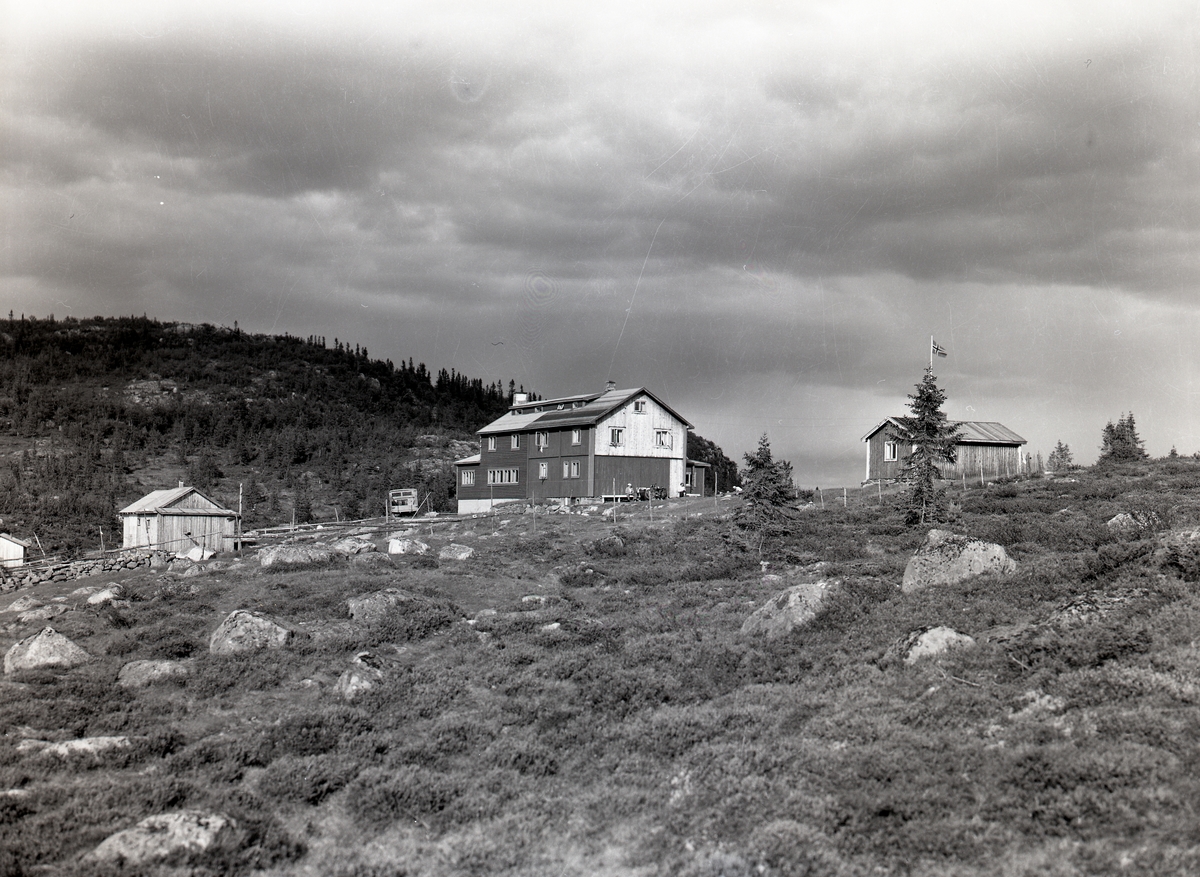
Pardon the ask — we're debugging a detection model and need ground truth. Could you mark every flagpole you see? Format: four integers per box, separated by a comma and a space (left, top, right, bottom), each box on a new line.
930, 335, 934, 369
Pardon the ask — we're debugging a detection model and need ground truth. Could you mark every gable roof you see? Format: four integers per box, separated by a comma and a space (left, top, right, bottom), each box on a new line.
478, 387, 692, 435
119, 486, 234, 516
862, 418, 1026, 445
0, 533, 31, 548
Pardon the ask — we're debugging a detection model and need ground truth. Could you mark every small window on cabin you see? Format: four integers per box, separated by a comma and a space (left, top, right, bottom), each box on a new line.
511, 435, 521, 450
610, 428, 624, 446
487, 436, 496, 452
571, 428, 581, 445
684, 471, 693, 487
634, 400, 646, 413
883, 441, 898, 462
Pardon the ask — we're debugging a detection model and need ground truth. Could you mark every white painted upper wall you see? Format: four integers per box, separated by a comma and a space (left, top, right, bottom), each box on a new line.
594, 394, 687, 458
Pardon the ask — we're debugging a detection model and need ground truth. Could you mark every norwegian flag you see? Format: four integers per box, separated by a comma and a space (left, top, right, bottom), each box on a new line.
932, 340, 948, 358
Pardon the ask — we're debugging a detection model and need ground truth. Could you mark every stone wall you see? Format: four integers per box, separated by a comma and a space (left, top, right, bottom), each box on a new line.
0, 550, 171, 592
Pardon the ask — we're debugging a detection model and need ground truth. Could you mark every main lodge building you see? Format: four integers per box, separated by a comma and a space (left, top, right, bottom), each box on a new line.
454, 383, 709, 514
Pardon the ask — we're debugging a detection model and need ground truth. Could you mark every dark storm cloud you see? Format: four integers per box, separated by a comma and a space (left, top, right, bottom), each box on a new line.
3, 3, 1198, 481
13, 36, 540, 198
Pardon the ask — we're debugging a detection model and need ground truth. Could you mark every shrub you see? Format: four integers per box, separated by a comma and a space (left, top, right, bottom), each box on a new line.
346, 765, 463, 827
258, 754, 360, 804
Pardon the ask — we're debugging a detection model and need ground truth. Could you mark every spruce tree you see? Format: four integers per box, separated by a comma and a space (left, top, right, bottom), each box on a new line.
1099, 412, 1147, 463
1048, 441, 1073, 471
891, 367, 962, 525
736, 433, 795, 556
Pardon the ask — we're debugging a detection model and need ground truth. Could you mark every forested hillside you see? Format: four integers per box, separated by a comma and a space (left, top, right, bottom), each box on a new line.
0, 315, 739, 556
0, 315, 528, 555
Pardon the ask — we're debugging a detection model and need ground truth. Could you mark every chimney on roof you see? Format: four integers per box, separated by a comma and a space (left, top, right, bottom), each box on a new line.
513, 393, 529, 405
178, 481, 184, 489
604, 381, 617, 393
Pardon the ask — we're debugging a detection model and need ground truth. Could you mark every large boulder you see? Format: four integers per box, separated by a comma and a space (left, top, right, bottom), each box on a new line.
337, 652, 387, 701
902, 530, 1016, 593
901, 627, 976, 664
87, 585, 124, 605
181, 545, 216, 563
17, 604, 69, 623
117, 659, 193, 688
88, 810, 241, 866
18, 736, 131, 758
388, 538, 429, 555
346, 588, 418, 623
209, 610, 293, 655
333, 537, 377, 556
438, 543, 474, 561
740, 580, 841, 641
3, 594, 42, 614
256, 544, 334, 568
4, 628, 90, 674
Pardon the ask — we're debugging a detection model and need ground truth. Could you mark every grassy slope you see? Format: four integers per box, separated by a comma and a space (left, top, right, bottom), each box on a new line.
3, 462, 1200, 876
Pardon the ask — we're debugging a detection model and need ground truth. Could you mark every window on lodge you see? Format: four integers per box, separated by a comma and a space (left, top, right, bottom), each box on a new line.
511, 435, 521, 450
487, 436, 496, 452
461, 470, 475, 486
538, 462, 548, 479
610, 428, 624, 446
535, 431, 549, 449
883, 441, 898, 462
634, 400, 646, 413
571, 460, 579, 478
487, 469, 520, 485
655, 429, 671, 448
571, 428, 581, 445
561, 460, 581, 479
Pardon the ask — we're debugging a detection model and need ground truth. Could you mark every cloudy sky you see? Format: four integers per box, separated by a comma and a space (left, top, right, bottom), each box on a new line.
4, 1, 1199, 484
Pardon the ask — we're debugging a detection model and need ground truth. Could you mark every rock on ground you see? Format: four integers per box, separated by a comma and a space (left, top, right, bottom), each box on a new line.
117, 659, 193, 688
740, 580, 841, 641
209, 610, 293, 655
17, 604, 69, 623
333, 537, 377, 555
256, 544, 334, 568
87, 585, 124, 605
4, 628, 90, 674
438, 543, 474, 561
3, 595, 42, 613
388, 538, 429, 555
346, 588, 418, 623
337, 652, 387, 701
901, 626, 976, 664
89, 810, 241, 866
17, 736, 131, 758
902, 530, 1016, 593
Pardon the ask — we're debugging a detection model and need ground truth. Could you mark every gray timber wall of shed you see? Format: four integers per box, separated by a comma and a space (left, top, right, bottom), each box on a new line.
939, 444, 1024, 480
155, 514, 237, 553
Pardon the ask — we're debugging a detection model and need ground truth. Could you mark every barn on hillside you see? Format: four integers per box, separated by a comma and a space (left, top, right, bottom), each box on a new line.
120, 485, 239, 554
863, 418, 1027, 483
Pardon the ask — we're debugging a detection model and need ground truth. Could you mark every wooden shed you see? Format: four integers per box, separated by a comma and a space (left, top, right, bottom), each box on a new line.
120, 485, 239, 554
863, 418, 1027, 483
0, 533, 30, 568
